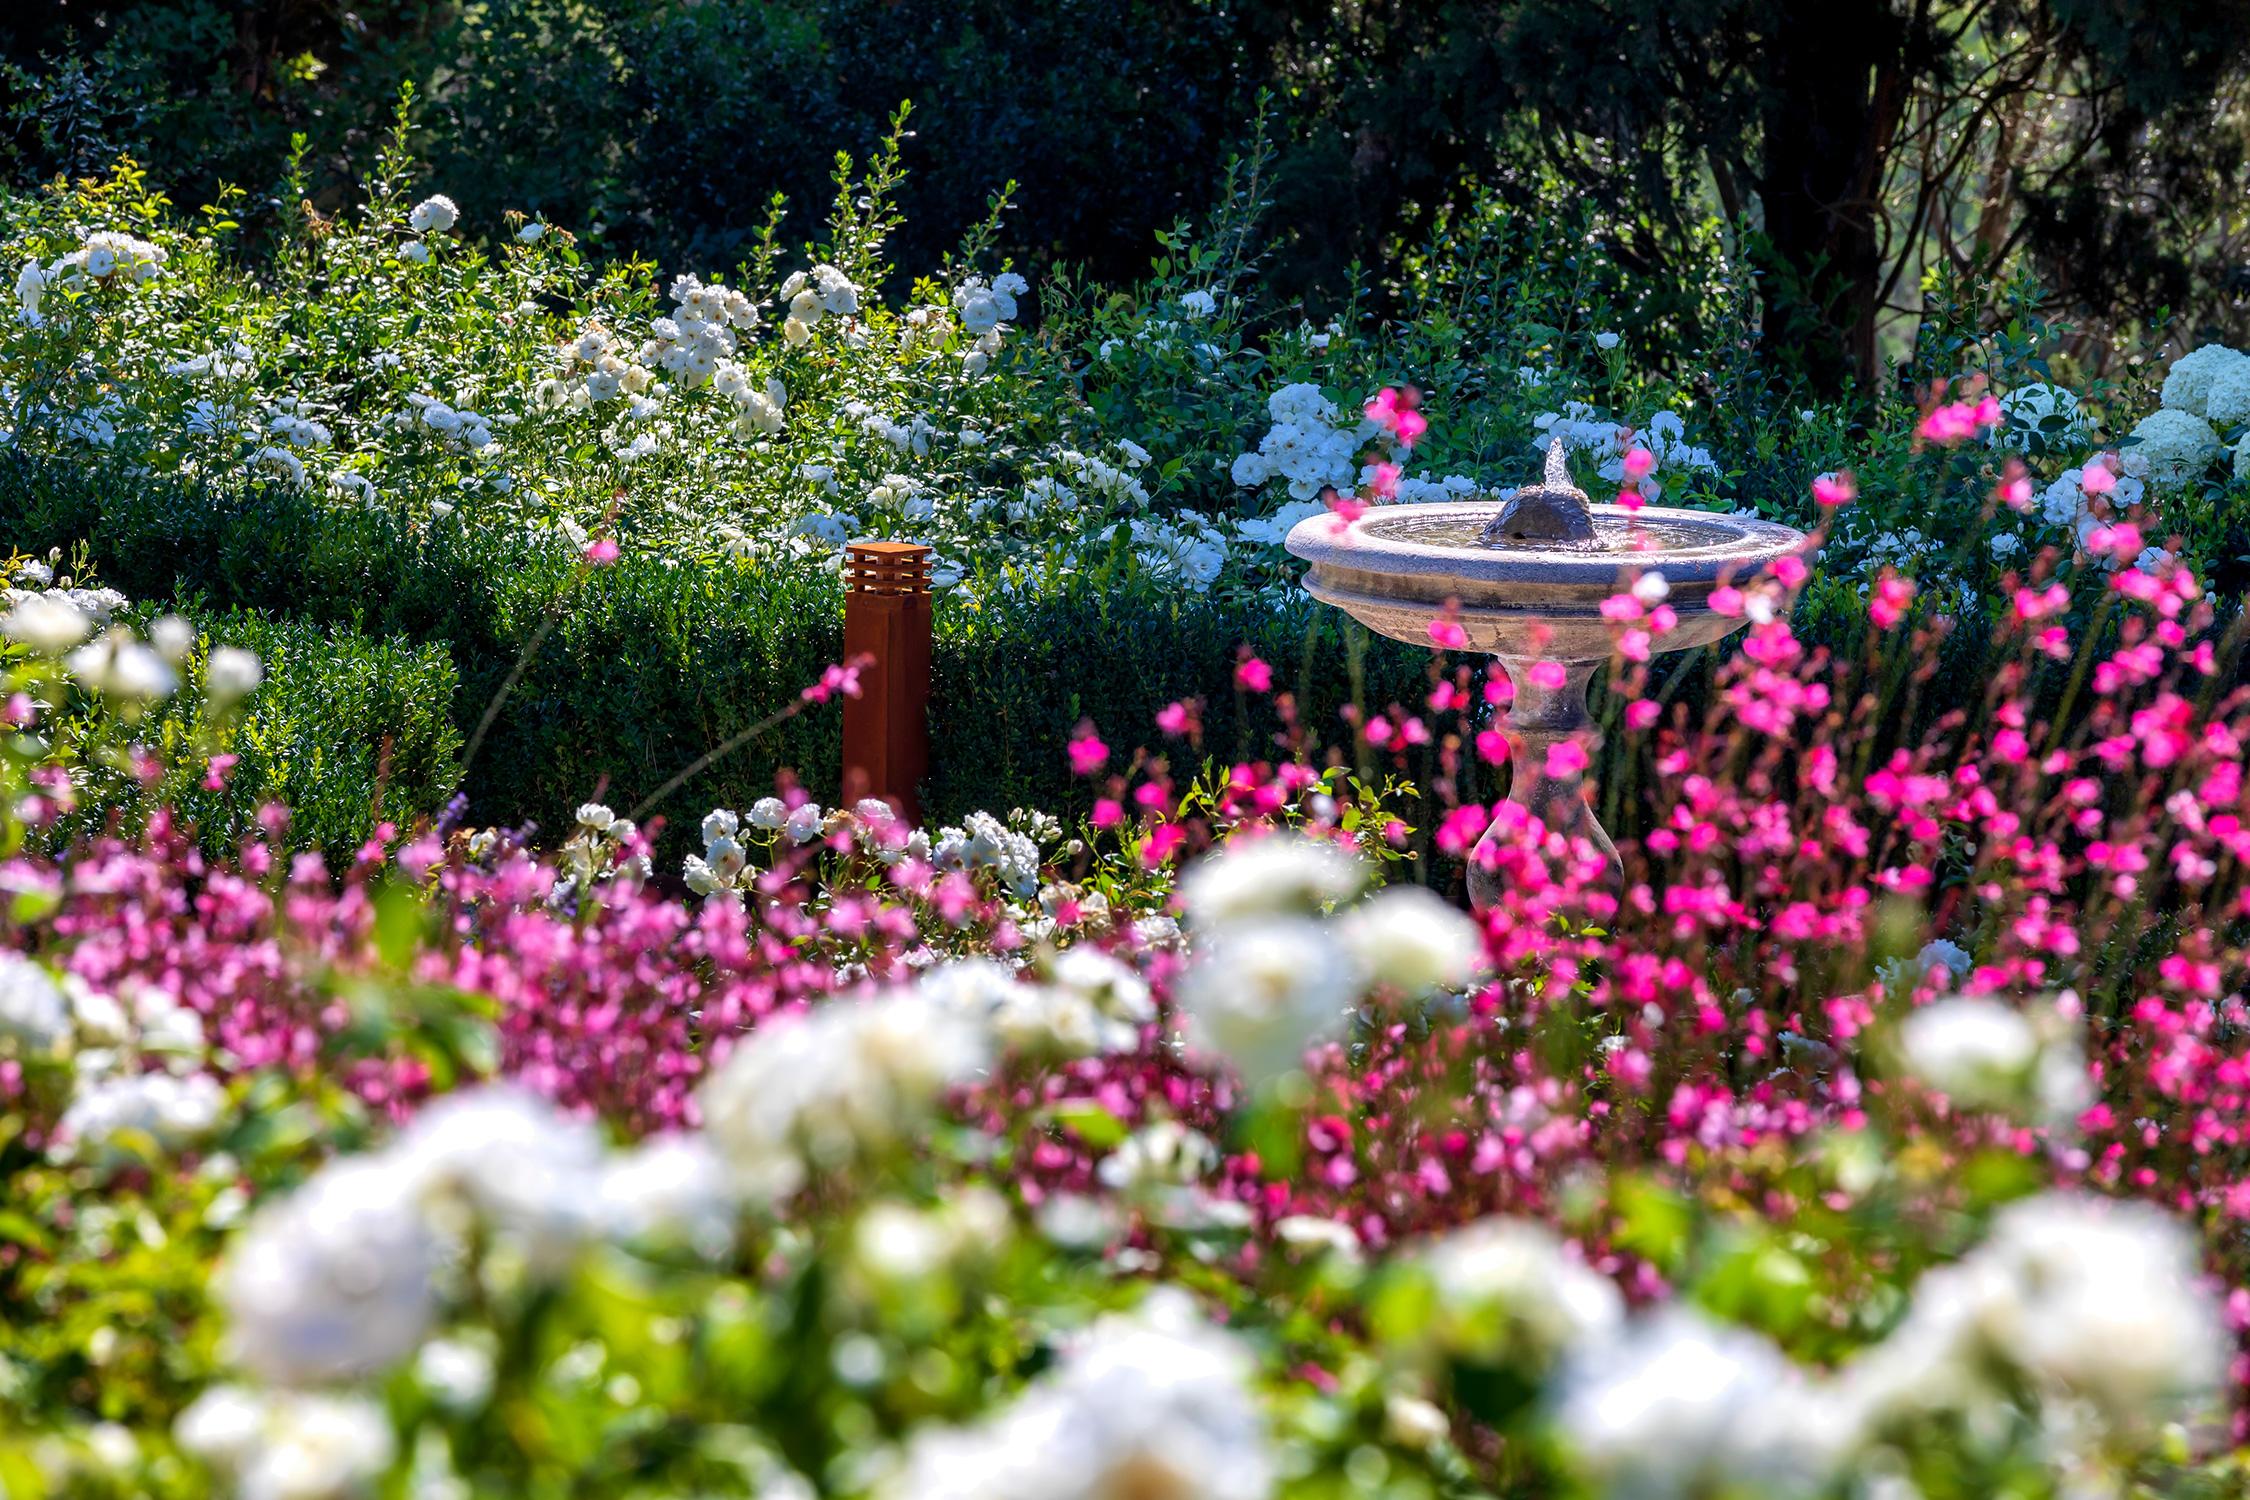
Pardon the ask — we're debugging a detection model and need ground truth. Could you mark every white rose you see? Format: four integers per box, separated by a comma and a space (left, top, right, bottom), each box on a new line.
408, 195, 460, 234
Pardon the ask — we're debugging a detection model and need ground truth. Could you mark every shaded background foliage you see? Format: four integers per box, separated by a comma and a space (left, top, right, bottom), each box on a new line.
8, 0, 2250, 392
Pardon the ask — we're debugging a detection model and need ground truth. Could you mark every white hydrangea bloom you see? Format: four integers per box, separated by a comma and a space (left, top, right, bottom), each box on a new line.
2205, 360, 2250, 429
177, 1387, 394, 1500
881, 1291, 1272, 1500
2157, 343, 2249, 419
697, 989, 992, 1204
0, 953, 71, 1049
1894, 993, 2089, 1127
218, 1156, 444, 1384
1556, 1308, 1856, 1500
1409, 1217, 1624, 1363
1338, 884, 1485, 994
1180, 835, 1365, 925
1174, 915, 1362, 1084
2128, 407, 2222, 487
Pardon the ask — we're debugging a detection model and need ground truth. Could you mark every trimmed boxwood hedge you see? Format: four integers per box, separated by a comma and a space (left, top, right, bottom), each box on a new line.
46, 599, 462, 857
7, 461, 1437, 863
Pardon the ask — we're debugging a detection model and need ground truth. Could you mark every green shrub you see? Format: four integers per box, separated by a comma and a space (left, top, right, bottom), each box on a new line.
33, 595, 462, 857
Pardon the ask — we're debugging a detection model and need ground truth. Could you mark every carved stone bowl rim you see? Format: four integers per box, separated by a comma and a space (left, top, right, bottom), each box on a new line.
1284, 501, 1811, 602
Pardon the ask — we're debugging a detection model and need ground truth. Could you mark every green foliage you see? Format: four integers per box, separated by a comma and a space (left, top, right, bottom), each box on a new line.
135, 605, 463, 855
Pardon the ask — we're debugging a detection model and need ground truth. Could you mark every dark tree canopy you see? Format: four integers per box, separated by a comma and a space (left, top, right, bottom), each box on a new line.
7, 0, 2247, 389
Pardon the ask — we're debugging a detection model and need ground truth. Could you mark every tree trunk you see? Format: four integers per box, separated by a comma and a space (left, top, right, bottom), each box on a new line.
1754, 0, 1908, 395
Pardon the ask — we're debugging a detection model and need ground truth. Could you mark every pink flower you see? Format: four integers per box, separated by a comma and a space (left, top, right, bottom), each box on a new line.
1092, 798, 1124, 829
800, 661, 865, 703
1870, 574, 1916, 630
1428, 618, 1469, 650
1626, 699, 1661, 730
1528, 661, 1567, 691
1364, 387, 1428, 448
1708, 586, 1745, 617
1067, 728, 1109, 776
203, 753, 239, 791
1369, 462, 1401, 500
1140, 821, 1185, 867
1157, 700, 1193, 735
1621, 447, 1655, 481
1812, 472, 1857, 508
584, 538, 621, 565
1916, 395, 1999, 446
1545, 740, 1589, 777
1326, 491, 1367, 527
1236, 656, 1274, 693
1616, 487, 1647, 513
2079, 458, 2117, 497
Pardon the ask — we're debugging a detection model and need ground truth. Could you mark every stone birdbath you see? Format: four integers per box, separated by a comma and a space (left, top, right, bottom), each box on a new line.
1286, 437, 1809, 909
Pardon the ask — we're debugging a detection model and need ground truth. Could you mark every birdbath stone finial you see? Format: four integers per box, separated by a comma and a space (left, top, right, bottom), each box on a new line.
1480, 436, 1597, 546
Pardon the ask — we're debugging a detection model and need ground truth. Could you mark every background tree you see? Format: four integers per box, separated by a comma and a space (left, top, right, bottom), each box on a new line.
7, 0, 2248, 390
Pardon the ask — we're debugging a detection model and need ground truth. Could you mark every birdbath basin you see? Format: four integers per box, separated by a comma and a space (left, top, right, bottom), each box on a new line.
1285, 437, 1809, 908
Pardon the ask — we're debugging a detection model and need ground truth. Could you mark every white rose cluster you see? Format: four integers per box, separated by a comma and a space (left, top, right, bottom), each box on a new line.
177, 1385, 394, 1500
1404, 1217, 1625, 1368
0, 952, 71, 1050
926, 951, 1155, 1063
930, 809, 1044, 895
779, 262, 862, 345
552, 801, 650, 903
1106, 512, 1230, 594
540, 322, 656, 410
6, 957, 227, 1169
393, 392, 498, 452
650, 272, 762, 389
1173, 837, 1484, 1084
952, 272, 1025, 334
47, 229, 169, 290
687, 798, 929, 894
1229, 383, 1374, 500
406, 195, 459, 235
698, 984, 992, 1204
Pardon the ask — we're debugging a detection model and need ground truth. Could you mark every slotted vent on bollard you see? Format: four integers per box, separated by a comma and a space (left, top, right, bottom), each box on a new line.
841, 541, 933, 824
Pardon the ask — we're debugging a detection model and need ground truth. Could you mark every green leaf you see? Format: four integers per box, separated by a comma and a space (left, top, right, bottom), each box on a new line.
1050, 1098, 1127, 1148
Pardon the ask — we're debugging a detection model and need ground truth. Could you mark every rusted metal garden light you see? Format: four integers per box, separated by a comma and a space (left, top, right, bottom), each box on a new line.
841, 540, 933, 823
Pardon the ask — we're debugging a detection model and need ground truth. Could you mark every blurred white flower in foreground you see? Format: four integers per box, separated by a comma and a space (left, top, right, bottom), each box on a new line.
883, 1290, 1272, 1500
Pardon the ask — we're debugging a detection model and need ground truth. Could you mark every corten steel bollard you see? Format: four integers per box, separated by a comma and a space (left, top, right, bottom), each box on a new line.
841, 541, 933, 824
